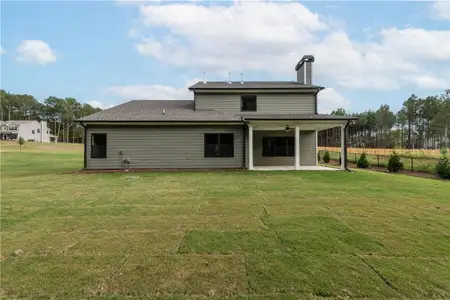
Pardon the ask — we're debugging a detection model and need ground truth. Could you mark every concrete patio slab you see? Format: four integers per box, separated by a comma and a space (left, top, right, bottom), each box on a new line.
252, 166, 339, 171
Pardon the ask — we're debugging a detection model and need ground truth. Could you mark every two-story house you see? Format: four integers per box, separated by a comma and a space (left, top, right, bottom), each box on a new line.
77, 55, 356, 171
0, 120, 55, 142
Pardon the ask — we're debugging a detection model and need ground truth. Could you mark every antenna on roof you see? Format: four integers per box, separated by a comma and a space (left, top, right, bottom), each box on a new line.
241, 73, 244, 84
203, 72, 207, 84
162, 109, 166, 115
228, 72, 231, 84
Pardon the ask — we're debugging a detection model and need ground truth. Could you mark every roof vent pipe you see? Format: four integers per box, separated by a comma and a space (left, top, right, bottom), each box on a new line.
241, 73, 244, 84
228, 72, 231, 84
162, 109, 166, 115
203, 72, 207, 84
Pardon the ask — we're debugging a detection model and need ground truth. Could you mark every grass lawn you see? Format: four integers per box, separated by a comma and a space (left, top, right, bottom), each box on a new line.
1, 141, 450, 299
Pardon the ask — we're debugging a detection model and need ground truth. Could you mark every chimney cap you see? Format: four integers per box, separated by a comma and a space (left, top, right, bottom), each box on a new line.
295, 55, 315, 71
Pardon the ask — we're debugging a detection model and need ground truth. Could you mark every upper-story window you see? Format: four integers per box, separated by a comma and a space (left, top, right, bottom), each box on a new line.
37, 129, 40, 133
241, 95, 257, 112
32, 130, 35, 134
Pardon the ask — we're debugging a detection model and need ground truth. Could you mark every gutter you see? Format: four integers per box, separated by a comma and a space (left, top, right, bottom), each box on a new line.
188, 87, 325, 91
242, 117, 358, 121
73, 120, 243, 124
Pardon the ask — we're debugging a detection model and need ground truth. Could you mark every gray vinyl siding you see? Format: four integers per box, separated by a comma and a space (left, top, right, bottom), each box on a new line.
86, 125, 244, 170
251, 130, 317, 167
300, 131, 317, 166
195, 93, 315, 114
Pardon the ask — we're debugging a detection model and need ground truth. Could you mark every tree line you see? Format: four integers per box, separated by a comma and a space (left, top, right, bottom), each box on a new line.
318, 92, 450, 150
0, 90, 102, 143
2, 88, 449, 149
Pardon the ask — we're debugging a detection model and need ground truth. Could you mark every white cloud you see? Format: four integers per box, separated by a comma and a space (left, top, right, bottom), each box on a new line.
88, 101, 114, 110
431, 1, 450, 20
135, 37, 164, 59
317, 88, 351, 114
401, 74, 450, 89
16, 40, 57, 65
134, 2, 327, 73
105, 78, 201, 100
128, 2, 450, 91
0, 46, 6, 55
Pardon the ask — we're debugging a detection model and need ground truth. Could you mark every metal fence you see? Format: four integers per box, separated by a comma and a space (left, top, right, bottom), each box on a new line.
318, 150, 439, 174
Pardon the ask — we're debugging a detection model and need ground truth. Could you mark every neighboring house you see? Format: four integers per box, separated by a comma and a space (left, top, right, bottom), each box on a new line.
77, 55, 357, 171
0, 120, 55, 143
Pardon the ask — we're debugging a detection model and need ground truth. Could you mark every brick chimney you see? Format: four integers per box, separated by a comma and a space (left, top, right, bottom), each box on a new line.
295, 55, 315, 85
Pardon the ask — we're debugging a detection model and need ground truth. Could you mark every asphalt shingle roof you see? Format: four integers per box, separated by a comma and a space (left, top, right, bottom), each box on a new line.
189, 81, 325, 90
77, 100, 358, 122
77, 100, 242, 122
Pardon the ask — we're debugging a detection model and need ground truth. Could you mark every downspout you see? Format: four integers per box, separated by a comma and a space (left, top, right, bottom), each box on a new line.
80, 122, 87, 170
243, 124, 246, 169
314, 90, 319, 114
242, 117, 247, 169
193, 91, 197, 111
344, 120, 351, 171
314, 87, 324, 115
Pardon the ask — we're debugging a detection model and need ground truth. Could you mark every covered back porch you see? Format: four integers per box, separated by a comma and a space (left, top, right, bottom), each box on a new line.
245, 116, 356, 171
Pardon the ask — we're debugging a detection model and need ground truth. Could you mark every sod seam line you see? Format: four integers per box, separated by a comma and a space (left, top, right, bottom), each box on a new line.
91, 253, 132, 295
13, 252, 450, 260
262, 204, 269, 215
258, 216, 269, 230
61, 234, 88, 253
357, 254, 402, 294
175, 231, 186, 254
273, 229, 290, 251
80, 199, 101, 207
176, 218, 186, 231
243, 253, 253, 294
109, 253, 131, 279
324, 205, 389, 252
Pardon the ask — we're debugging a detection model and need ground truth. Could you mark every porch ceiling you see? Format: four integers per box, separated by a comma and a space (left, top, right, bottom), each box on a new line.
247, 120, 350, 131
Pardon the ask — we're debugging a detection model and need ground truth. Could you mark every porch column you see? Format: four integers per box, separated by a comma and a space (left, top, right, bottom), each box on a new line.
315, 131, 318, 165
295, 126, 300, 170
248, 125, 254, 170
341, 125, 345, 170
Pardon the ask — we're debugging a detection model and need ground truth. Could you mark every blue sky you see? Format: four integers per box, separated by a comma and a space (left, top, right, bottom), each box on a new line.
1, 1, 449, 113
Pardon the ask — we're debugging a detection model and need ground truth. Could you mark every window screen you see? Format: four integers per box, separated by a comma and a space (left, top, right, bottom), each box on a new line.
204, 133, 234, 157
262, 137, 294, 157
91, 133, 107, 159
241, 95, 257, 112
